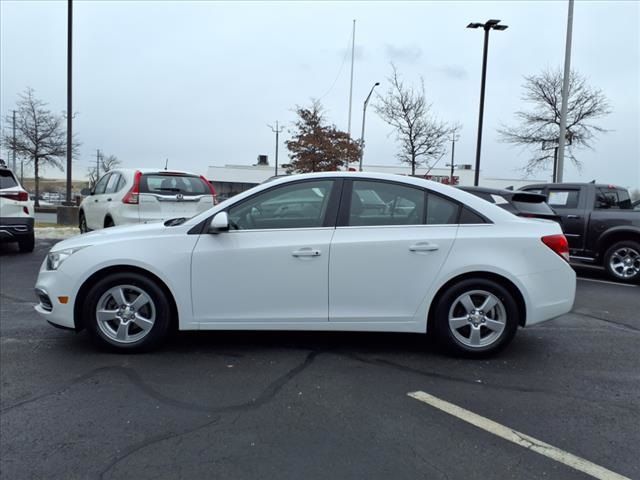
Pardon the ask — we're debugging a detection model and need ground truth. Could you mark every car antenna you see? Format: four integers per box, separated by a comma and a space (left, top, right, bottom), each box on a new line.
164, 158, 169, 171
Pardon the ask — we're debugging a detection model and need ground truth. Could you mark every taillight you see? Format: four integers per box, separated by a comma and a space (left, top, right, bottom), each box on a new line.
0, 191, 29, 201
200, 175, 217, 204
122, 170, 142, 204
541, 234, 570, 263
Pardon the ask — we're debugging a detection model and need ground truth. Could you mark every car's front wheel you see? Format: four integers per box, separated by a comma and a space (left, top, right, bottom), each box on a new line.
604, 241, 640, 284
79, 211, 89, 234
83, 272, 172, 352
433, 278, 519, 357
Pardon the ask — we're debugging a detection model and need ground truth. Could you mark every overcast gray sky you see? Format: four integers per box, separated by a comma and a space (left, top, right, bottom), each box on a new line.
1, 0, 639, 189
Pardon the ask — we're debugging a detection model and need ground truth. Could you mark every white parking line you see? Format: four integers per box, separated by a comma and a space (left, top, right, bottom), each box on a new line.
577, 277, 637, 288
408, 391, 630, 480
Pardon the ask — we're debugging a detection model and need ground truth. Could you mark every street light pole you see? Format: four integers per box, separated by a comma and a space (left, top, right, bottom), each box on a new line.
359, 82, 380, 172
556, 0, 574, 183
66, 0, 73, 204
268, 121, 284, 176
467, 19, 508, 186
12, 110, 16, 172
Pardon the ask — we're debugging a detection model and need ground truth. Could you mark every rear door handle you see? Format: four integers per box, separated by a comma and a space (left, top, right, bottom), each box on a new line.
409, 242, 439, 252
94, 199, 99, 203
567, 215, 581, 219
292, 248, 321, 257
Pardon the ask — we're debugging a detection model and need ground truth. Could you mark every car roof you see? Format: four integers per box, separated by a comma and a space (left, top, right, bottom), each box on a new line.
109, 168, 204, 176
521, 182, 627, 190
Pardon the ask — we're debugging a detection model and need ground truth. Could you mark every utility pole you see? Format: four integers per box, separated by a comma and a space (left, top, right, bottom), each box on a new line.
359, 82, 380, 171
347, 19, 356, 137
12, 110, 16, 172
556, 0, 574, 183
96, 149, 101, 179
66, 0, 73, 204
267, 121, 284, 176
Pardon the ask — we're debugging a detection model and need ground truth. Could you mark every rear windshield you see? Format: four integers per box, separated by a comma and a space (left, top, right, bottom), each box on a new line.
0, 170, 18, 189
512, 200, 556, 215
140, 174, 209, 196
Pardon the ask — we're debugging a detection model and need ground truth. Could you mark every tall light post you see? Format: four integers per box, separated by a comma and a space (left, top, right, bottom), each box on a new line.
66, 0, 73, 204
467, 19, 508, 186
267, 121, 284, 176
445, 130, 460, 184
359, 81, 380, 172
556, 0, 575, 183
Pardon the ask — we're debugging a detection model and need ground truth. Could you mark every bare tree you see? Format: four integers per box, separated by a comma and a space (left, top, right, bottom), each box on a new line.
101, 154, 121, 173
3, 88, 78, 206
87, 154, 121, 188
286, 100, 361, 173
375, 64, 450, 175
499, 69, 612, 175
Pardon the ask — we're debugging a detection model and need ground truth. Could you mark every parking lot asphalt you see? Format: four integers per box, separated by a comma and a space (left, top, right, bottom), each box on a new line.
1, 240, 639, 480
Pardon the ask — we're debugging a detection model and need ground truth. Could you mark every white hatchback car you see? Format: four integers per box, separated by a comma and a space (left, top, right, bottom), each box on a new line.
0, 163, 34, 252
35, 173, 575, 356
78, 168, 216, 232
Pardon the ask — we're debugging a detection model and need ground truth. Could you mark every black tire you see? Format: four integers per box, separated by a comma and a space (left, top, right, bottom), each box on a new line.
603, 240, 640, 284
83, 272, 172, 352
18, 233, 35, 253
104, 216, 115, 228
79, 211, 89, 234
432, 278, 519, 358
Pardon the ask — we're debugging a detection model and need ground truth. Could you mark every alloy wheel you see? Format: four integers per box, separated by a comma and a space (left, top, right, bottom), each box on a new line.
609, 247, 640, 280
96, 285, 156, 344
448, 290, 507, 348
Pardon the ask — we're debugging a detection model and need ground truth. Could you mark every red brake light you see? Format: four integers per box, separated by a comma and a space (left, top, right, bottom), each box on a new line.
542, 234, 570, 262
0, 191, 28, 201
122, 170, 142, 204
200, 175, 217, 204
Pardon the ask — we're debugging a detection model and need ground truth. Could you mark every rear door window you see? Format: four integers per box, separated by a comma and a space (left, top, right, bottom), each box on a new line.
426, 193, 460, 225
140, 174, 209, 196
348, 180, 426, 226
595, 188, 632, 209
547, 189, 580, 209
0, 170, 18, 189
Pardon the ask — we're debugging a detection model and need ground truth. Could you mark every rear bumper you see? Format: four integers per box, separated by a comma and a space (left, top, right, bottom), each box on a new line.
518, 263, 576, 326
0, 217, 34, 242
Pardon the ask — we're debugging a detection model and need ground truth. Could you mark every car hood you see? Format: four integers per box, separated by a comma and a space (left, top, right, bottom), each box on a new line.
51, 221, 182, 252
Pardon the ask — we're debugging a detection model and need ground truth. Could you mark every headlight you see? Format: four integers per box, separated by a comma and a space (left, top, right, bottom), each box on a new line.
46, 247, 87, 271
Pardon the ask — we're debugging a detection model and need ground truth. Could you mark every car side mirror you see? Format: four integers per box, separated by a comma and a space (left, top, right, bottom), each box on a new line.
81, 188, 91, 196
209, 211, 229, 233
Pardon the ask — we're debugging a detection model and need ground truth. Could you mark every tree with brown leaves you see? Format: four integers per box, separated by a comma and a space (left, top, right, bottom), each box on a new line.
375, 64, 450, 176
286, 101, 361, 174
499, 69, 611, 175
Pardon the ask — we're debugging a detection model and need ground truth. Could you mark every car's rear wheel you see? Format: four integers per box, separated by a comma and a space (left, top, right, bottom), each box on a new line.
83, 272, 171, 352
79, 211, 88, 233
604, 241, 640, 283
18, 233, 35, 253
433, 278, 519, 357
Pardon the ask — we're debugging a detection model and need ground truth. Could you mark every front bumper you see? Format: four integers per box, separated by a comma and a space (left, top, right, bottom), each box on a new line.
0, 217, 34, 242
34, 268, 77, 329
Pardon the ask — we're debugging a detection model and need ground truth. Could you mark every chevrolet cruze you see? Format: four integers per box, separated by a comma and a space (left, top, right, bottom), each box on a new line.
35, 173, 576, 356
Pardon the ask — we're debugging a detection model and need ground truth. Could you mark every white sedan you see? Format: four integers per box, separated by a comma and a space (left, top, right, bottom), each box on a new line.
35, 173, 575, 356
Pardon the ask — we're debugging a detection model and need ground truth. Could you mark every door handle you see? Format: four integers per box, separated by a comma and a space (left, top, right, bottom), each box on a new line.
409, 242, 439, 252
107, 198, 112, 202
567, 215, 581, 219
94, 199, 99, 203
292, 248, 321, 257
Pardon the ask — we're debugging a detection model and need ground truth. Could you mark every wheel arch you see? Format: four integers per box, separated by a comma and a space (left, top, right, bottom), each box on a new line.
103, 214, 114, 228
427, 271, 527, 332
73, 265, 179, 332
596, 228, 640, 261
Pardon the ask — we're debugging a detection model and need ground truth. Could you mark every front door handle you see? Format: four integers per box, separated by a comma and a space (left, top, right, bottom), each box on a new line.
567, 214, 581, 219
292, 248, 321, 257
94, 199, 99, 203
107, 198, 112, 202
409, 242, 439, 252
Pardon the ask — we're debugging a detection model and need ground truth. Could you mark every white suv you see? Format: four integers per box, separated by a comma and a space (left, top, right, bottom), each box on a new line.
0, 162, 35, 252
79, 169, 216, 232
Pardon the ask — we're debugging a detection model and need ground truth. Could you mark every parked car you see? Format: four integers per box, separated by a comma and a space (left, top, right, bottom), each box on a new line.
0, 162, 34, 252
35, 172, 575, 356
521, 183, 640, 283
458, 186, 560, 222
633, 199, 640, 211
78, 169, 217, 232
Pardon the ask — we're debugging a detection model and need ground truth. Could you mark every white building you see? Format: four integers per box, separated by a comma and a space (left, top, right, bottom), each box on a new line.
206, 162, 546, 199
